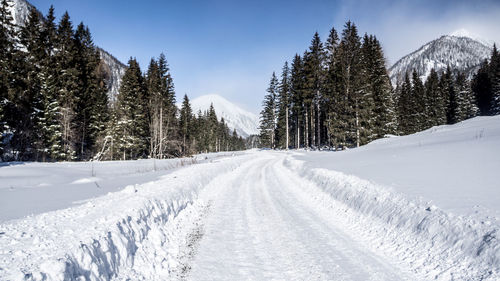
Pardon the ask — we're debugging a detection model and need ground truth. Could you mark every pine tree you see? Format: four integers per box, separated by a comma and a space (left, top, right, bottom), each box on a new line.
86, 51, 109, 159
40, 76, 65, 161
290, 54, 305, 148
54, 11, 80, 160
472, 60, 493, 116
0, 0, 15, 159
72, 23, 109, 159
2, 0, 45, 160
362, 35, 396, 139
397, 73, 412, 134
146, 58, 162, 157
410, 70, 426, 131
490, 45, 500, 115
324, 27, 343, 149
19, 8, 45, 159
115, 58, 149, 159
207, 104, 219, 152
259, 72, 278, 148
323, 27, 338, 147
276, 61, 290, 149
424, 68, 446, 127
157, 53, 178, 157
179, 94, 193, 154
37, 6, 66, 161
303, 32, 325, 147
440, 66, 454, 124
454, 72, 478, 122
336, 21, 365, 147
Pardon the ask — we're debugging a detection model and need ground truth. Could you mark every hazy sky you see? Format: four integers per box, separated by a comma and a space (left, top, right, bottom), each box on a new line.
30, 0, 500, 113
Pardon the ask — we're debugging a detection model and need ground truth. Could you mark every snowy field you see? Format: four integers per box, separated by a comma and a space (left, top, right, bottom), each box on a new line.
294, 115, 500, 217
1, 116, 499, 280
0, 152, 241, 222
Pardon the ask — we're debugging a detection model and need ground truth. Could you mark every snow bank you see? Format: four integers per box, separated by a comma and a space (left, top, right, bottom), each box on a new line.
0, 154, 252, 281
283, 116, 500, 280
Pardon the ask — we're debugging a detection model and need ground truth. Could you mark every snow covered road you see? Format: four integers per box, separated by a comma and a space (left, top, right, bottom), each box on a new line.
188, 153, 412, 280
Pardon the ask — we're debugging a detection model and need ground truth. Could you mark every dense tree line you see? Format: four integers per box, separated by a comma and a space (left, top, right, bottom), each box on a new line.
396, 68, 478, 134
0, 1, 244, 161
395, 44, 500, 135
260, 21, 500, 149
97, 58, 245, 161
261, 22, 395, 149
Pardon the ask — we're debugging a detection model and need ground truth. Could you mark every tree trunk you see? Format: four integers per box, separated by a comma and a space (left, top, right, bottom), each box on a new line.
355, 100, 360, 148
305, 107, 309, 148
285, 108, 289, 150
311, 103, 315, 147
296, 115, 300, 149
159, 106, 163, 159
316, 101, 320, 147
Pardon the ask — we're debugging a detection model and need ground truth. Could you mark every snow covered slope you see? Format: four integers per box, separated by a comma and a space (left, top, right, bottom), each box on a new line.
295, 115, 500, 216
189, 94, 260, 138
6, 0, 33, 27
97, 48, 127, 104
389, 31, 492, 85
7, 0, 127, 103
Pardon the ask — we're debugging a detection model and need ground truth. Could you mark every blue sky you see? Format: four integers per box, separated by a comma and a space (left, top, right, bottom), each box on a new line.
30, 0, 500, 113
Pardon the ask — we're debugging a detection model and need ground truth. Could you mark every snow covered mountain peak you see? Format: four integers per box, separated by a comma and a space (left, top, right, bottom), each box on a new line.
188, 94, 259, 138
389, 34, 492, 86
450, 28, 478, 39
449, 28, 494, 47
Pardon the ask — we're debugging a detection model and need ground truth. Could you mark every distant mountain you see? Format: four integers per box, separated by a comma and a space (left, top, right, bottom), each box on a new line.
7, 0, 126, 103
187, 94, 259, 138
389, 31, 493, 86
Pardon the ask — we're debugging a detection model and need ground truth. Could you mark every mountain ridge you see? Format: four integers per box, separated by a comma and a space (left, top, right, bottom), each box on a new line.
183, 94, 260, 138
389, 32, 493, 86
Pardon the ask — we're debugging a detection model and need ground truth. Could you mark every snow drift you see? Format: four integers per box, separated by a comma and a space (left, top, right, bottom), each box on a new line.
0, 154, 253, 280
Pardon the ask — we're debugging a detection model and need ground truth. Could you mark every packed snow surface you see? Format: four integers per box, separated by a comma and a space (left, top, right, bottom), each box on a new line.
1, 116, 499, 280
187, 94, 259, 138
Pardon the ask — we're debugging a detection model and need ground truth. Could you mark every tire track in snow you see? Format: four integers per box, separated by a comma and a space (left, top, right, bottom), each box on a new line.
175, 201, 212, 281
187, 153, 416, 280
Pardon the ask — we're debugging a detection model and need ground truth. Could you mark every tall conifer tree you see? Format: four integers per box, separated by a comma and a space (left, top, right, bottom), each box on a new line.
115, 58, 149, 159
259, 73, 278, 148
276, 62, 290, 149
